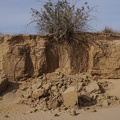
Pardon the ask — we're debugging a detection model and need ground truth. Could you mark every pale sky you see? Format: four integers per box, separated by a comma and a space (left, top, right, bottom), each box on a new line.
0, 0, 120, 34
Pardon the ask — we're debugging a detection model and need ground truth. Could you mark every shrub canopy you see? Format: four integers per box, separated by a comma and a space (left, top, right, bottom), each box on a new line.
31, 0, 93, 41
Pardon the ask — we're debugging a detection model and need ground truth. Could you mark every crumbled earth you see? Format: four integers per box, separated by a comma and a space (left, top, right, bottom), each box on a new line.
0, 71, 120, 118
8, 71, 119, 113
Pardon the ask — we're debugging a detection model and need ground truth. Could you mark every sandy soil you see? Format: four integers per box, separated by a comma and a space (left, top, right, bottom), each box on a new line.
0, 103, 120, 120
0, 79, 120, 120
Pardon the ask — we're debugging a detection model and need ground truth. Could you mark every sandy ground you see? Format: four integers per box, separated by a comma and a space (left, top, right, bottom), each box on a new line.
1, 79, 120, 120
1, 105, 120, 120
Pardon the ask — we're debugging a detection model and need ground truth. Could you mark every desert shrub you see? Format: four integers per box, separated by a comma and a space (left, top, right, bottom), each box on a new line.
31, 0, 94, 42
102, 26, 120, 34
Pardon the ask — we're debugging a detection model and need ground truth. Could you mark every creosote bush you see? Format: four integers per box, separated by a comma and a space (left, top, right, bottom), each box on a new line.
31, 0, 94, 42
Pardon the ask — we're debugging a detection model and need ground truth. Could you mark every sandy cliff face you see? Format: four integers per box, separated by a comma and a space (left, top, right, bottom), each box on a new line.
0, 34, 88, 81
90, 39, 120, 78
0, 35, 47, 80
0, 33, 120, 81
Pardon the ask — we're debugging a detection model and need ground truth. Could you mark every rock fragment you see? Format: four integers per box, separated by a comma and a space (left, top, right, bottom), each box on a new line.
49, 99, 60, 109
86, 81, 99, 93
32, 88, 45, 99
42, 83, 51, 90
102, 100, 109, 107
70, 108, 77, 116
32, 81, 42, 91
62, 87, 78, 108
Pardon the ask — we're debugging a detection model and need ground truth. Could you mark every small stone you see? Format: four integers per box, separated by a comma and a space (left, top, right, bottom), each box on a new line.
92, 109, 97, 112
61, 86, 66, 92
49, 99, 60, 109
32, 82, 42, 90
54, 113, 59, 117
51, 86, 57, 91
60, 106, 68, 111
32, 88, 45, 99
77, 83, 83, 92
42, 76, 47, 80
93, 76, 102, 81
62, 87, 78, 108
27, 110, 33, 113
54, 71, 61, 75
86, 81, 99, 93
20, 85, 28, 91
43, 97, 49, 101
70, 108, 77, 116
114, 96, 118, 100
28, 108, 38, 113
90, 93, 99, 100
58, 83, 63, 88
102, 100, 109, 107
80, 95, 91, 102
4, 115, 9, 118
53, 91, 59, 96
59, 73, 64, 78
43, 107, 48, 111
42, 83, 51, 90
37, 102, 46, 110
23, 89, 32, 99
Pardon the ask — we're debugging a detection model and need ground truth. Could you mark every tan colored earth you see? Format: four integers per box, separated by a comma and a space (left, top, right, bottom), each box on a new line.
0, 33, 120, 119
0, 78, 120, 120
